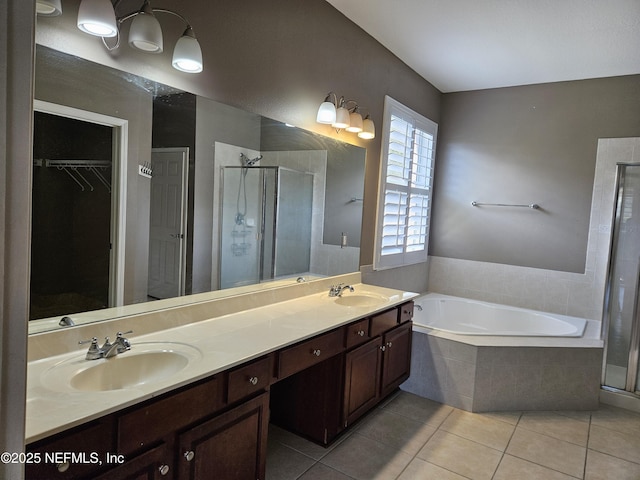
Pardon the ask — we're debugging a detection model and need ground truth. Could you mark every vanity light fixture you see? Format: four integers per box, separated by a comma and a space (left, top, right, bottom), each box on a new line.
36, 0, 63, 16
76, 0, 203, 73
316, 92, 375, 139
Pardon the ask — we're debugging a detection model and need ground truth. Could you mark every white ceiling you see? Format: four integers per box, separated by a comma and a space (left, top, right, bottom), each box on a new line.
326, 0, 640, 92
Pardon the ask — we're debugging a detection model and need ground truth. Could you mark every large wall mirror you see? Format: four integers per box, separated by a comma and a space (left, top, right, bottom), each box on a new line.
29, 45, 366, 335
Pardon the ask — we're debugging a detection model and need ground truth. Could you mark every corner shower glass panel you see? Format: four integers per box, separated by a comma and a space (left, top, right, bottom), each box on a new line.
220, 166, 313, 289
604, 164, 640, 393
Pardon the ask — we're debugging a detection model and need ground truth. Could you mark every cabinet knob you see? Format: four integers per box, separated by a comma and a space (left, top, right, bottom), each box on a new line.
380, 345, 386, 352
357, 330, 365, 336
312, 349, 321, 356
387, 341, 393, 348
56, 462, 70, 473
159, 464, 170, 476
184, 450, 195, 462
249, 376, 259, 385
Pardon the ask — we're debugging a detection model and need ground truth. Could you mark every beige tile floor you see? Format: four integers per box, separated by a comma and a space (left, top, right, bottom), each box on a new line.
266, 391, 640, 480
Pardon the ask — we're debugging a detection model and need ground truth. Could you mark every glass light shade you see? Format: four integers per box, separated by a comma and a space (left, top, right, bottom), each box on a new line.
172, 35, 204, 73
358, 117, 375, 139
345, 112, 363, 133
129, 12, 163, 53
332, 106, 351, 129
36, 0, 62, 16
77, 0, 118, 37
316, 101, 336, 124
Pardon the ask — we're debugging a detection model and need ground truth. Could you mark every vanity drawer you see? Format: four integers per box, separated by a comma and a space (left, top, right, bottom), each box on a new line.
278, 328, 345, 379
26, 418, 114, 479
370, 308, 399, 337
399, 301, 414, 323
345, 318, 370, 349
117, 375, 224, 455
227, 355, 271, 404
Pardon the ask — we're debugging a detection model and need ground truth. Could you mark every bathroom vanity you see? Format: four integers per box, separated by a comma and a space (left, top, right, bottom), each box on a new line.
25, 282, 415, 480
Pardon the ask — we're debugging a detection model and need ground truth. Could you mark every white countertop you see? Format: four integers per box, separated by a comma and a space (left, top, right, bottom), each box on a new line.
26, 284, 417, 443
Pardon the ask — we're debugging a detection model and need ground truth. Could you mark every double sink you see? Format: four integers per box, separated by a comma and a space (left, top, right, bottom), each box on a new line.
39, 289, 390, 393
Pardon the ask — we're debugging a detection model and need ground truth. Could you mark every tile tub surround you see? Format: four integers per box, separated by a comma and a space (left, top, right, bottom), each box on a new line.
402, 331, 602, 412
428, 138, 640, 323
26, 278, 417, 443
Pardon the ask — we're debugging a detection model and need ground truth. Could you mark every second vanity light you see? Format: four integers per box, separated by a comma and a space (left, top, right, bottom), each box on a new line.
316, 92, 375, 140
76, 0, 204, 73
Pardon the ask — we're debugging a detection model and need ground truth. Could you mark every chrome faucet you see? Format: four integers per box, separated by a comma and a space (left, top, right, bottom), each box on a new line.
104, 331, 132, 358
79, 330, 133, 360
328, 284, 355, 297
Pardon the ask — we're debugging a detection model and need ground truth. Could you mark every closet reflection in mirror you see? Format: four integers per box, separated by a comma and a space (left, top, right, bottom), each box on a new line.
30, 45, 365, 333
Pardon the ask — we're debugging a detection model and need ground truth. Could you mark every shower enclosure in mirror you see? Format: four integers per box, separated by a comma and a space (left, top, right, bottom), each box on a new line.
603, 163, 640, 395
220, 165, 313, 289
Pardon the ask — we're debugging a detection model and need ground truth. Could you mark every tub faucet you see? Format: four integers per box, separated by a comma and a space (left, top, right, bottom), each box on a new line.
329, 284, 355, 297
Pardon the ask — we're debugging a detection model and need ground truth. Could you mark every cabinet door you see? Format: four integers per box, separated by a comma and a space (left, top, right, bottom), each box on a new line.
343, 336, 382, 427
380, 322, 412, 397
177, 392, 269, 480
93, 443, 172, 480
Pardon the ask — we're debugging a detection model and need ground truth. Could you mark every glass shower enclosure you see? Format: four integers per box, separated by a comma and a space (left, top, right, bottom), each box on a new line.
219, 166, 313, 289
603, 163, 640, 395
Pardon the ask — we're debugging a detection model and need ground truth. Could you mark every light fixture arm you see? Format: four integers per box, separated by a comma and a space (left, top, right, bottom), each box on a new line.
117, 5, 194, 32
344, 99, 359, 112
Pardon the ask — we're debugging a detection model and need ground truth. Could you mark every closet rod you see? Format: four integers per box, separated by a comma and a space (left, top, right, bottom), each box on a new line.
34, 158, 112, 168
471, 201, 540, 210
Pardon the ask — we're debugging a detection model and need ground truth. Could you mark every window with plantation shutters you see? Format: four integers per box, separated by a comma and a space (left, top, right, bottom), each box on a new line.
375, 96, 437, 270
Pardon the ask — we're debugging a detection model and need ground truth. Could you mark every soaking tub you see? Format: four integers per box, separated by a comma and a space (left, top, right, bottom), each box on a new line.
413, 293, 587, 337
402, 293, 603, 412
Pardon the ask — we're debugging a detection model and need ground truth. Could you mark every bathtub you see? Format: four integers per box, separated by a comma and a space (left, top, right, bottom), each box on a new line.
413, 293, 587, 337
402, 293, 603, 412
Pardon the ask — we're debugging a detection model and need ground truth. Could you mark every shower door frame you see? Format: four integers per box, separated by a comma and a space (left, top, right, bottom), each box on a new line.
602, 162, 640, 395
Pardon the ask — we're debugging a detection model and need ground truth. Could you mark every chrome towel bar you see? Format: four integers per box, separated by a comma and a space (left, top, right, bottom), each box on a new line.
471, 201, 540, 209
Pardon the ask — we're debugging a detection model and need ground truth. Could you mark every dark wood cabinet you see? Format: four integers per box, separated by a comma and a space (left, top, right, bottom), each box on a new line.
27, 300, 414, 478
273, 302, 414, 444
343, 337, 382, 427
270, 354, 344, 445
380, 321, 413, 397
277, 327, 345, 379
25, 417, 115, 480
177, 393, 269, 480
93, 443, 172, 480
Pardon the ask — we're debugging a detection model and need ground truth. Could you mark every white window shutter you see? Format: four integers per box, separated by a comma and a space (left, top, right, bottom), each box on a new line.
374, 96, 437, 270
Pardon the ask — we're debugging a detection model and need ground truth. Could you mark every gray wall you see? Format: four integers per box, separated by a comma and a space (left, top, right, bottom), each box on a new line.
431, 76, 640, 273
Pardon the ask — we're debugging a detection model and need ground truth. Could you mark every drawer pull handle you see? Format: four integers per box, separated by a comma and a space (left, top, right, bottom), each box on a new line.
56, 462, 70, 473
249, 376, 259, 385
357, 330, 365, 336
184, 450, 195, 462
159, 464, 170, 476
312, 349, 321, 356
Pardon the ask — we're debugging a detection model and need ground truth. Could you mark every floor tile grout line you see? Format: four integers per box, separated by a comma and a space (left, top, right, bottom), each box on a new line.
509, 414, 587, 480
581, 412, 593, 480
489, 410, 522, 480
391, 406, 474, 480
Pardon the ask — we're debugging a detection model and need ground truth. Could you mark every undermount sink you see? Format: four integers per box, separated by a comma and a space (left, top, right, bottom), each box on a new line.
42, 342, 202, 392
334, 293, 389, 308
